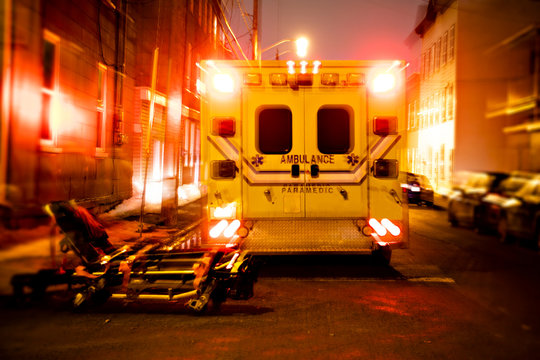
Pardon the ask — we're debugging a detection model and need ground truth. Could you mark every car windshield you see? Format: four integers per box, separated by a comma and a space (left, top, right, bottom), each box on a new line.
515, 180, 540, 198
499, 177, 528, 194
418, 175, 431, 187
464, 173, 492, 188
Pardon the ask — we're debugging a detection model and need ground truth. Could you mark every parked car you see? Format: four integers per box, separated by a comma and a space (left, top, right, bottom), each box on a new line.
497, 177, 540, 248
475, 172, 537, 233
447, 171, 509, 228
399, 172, 434, 207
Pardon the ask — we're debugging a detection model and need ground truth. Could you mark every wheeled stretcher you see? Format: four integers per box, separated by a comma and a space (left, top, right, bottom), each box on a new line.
11, 201, 257, 313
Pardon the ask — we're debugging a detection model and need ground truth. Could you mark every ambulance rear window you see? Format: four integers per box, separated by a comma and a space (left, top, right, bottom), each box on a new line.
258, 108, 292, 154
317, 107, 352, 154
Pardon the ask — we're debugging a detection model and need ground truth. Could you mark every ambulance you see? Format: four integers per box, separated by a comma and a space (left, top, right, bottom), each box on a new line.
199, 59, 408, 263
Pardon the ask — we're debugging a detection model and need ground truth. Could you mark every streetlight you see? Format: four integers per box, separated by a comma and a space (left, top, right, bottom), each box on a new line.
259, 36, 309, 60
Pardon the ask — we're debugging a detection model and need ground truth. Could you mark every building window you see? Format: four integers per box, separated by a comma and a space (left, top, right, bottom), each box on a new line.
413, 100, 418, 129
435, 38, 441, 72
429, 45, 434, 76
184, 120, 190, 167
202, 0, 207, 31
186, 43, 192, 89
446, 84, 454, 120
196, 53, 201, 94
213, 16, 217, 48
428, 95, 433, 126
442, 90, 447, 122
97, 63, 107, 150
448, 25, 455, 61
190, 121, 196, 167
152, 139, 163, 181
41, 30, 60, 147
207, 2, 212, 34
408, 103, 413, 130
426, 49, 431, 78
421, 53, 426, 80
441, 31, 448, 66
434, 93, 439, 125
420, 99, 425, 128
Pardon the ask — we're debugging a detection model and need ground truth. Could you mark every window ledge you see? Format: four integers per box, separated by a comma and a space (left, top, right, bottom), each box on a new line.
95, 149, 108, 158
39, 141, 62, 153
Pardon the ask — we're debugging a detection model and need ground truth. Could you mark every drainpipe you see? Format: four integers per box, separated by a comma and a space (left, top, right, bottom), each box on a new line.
1, 0, 13, 205
533, 28, 540, 124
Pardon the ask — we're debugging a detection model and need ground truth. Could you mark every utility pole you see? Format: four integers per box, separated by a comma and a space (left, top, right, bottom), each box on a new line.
252, 0, 258, 60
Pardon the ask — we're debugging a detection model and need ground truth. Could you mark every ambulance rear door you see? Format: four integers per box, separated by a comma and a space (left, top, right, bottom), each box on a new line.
241, 86, 305, 218
303, 88, 369, 218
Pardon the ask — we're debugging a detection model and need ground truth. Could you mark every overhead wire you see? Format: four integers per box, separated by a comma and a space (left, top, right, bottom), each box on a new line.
215, 0, 250, 61
236, 0, 252, 32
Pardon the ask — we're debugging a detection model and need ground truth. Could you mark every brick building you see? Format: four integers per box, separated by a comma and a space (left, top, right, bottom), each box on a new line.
0, 0, 236, 229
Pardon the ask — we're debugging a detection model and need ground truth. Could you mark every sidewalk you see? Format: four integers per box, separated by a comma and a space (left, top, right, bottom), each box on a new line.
0, 197, 203, 296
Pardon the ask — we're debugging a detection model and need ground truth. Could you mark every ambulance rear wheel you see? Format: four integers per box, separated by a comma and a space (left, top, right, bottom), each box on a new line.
373, 246, 392, 266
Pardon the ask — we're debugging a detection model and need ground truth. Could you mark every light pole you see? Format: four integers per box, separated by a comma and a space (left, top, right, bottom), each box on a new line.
259, 37, 309, 60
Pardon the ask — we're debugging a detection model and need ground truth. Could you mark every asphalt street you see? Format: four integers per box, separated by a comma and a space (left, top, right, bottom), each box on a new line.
1, 206, 539, 359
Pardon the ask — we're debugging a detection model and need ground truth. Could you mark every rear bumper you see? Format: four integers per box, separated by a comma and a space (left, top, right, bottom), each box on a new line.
238, 219, 405, 255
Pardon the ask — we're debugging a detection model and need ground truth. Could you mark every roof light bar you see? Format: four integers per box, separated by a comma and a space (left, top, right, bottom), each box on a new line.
347, 73, 365, 86
270, 73, 288, 86
244, 73, 262, 86
321, 73, 339, 86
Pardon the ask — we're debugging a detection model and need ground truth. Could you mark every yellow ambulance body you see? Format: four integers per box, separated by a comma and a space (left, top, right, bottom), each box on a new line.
199, 60, 408, 261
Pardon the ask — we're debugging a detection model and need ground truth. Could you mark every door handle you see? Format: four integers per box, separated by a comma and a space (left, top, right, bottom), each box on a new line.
264, 189, 273, 202
310, 164, 319, 178
291, 164, 300, 177
339, 187, 348, 200
389, 189, 402, 205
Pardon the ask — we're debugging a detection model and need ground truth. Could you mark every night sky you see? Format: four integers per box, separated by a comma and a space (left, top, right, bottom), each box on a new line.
230, 0, 427, 62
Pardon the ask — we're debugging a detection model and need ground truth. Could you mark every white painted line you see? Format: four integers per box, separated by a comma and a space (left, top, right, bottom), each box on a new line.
407, 277, 455, 283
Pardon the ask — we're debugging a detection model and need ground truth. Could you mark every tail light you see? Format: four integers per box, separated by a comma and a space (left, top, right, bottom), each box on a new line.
209, 220, 228, 238
212, 117, 236, 137
373, 159, 398, 178
223, 220, 241, 238
369, 218, 387, 236
211, 160, 236, 179
373, 116, 397, 136
209, 219, 244, 239
368, 218, 401, 237
381, 218, 401, 236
